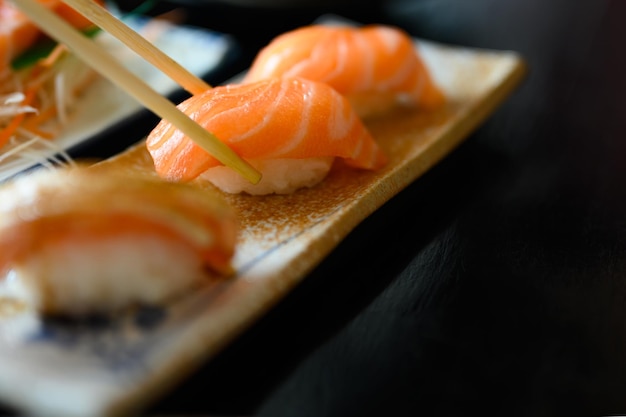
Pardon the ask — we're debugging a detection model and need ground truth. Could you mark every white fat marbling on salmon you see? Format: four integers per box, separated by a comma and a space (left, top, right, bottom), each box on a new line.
322, 33, 349, 85
378, 26, 402, 55
286, 44, 319, 79
220, 81, 287, 144
376, 49, 414, 90
242, 24, 445, 118
353, 32, 375, 91
265, 84, 313, 157
327, 95, 354, 142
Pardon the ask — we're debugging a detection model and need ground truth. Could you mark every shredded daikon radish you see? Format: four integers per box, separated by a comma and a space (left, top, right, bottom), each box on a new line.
0, 134, 75, 180
54, 72, 68, 125
1, 93, 26, 104
1, 49, 92, 177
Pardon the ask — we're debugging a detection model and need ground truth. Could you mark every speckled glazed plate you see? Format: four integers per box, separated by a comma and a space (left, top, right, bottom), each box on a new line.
0, 16, 233, 183
0, 24, 526, 417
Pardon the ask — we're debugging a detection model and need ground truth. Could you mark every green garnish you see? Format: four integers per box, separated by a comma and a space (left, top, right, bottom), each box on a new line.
10, 26, 101, 71
11, 40, 59, 71
9, 0, 161, 71
123, 0, 159, 17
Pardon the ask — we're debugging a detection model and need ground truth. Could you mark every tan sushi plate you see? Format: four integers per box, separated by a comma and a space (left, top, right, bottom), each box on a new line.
0, 40, 525, 417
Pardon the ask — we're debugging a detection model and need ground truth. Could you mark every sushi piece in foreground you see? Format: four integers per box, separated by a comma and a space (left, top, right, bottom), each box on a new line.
146, 77, 387, 195
243, 24, 445, 118
0, 167, 237, 316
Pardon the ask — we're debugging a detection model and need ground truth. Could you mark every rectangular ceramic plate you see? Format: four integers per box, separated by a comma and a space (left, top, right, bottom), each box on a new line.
0, 15, 233, 183
0, 30, 526, 417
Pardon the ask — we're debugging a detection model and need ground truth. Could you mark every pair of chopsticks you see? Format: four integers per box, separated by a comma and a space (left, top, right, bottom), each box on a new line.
11, 0, 261, 184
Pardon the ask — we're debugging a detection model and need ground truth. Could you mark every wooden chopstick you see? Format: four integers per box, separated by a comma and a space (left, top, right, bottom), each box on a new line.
61, 0, 211, 96
11, 0, 261, 184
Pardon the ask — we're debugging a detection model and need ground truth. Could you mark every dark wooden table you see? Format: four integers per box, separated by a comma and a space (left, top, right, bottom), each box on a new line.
4, 0, 625, 415
150, 1, 626, 416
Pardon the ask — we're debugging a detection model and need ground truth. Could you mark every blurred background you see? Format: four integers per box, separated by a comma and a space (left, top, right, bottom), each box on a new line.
3, 0, 626, 416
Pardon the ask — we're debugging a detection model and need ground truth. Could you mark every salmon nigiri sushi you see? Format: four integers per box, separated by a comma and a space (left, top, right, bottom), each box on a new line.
146, 77, 387, 195
0, 167, 237, 316
243, 24, 445, 118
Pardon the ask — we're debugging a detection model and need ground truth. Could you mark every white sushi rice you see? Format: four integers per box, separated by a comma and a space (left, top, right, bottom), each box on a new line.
201, 157, 334, 195
7, 235, 208, 316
